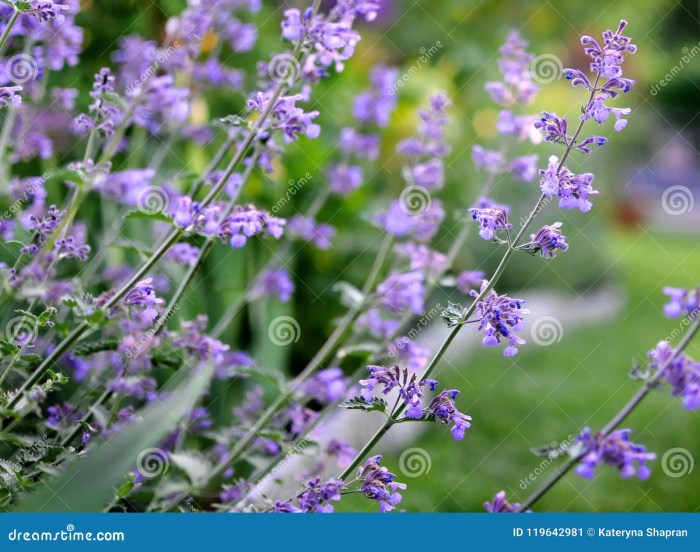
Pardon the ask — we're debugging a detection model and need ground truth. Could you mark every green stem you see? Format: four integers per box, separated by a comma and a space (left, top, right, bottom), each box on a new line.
334, 77, 605, 481
202, 234, 393, 484
3, 3, 320, 411
517, 314, 700, 512
337, 322, 463, 481
0, 7, 18, 57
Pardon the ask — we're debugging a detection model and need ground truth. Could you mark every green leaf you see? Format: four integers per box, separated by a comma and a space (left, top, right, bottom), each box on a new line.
73, 340, 119, 357
124, 210, 173, 223
37, 307, 57, 326
0, 340, 20, 356
339, 396, 387, 413
13, 362, 216, 512
19, 353, 43, 364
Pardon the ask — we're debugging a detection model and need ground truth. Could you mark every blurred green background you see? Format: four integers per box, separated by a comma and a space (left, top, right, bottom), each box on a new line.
59, 0, 700, 511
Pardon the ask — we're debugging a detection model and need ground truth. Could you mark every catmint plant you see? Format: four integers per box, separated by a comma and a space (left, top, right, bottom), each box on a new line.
1, 1, 673, 517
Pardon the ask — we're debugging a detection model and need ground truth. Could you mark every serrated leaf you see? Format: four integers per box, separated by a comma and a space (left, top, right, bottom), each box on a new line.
124, 210, 173, 223
339, 396, 387, 413
19, 353, 42, 364
14, 310, 38, 322
37, 307, 57, 326
0, 340, 20, 356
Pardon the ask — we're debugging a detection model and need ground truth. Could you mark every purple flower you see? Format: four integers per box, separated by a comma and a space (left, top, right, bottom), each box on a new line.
376, 271, 425, 315
358, 455, 406, 512
165, 243, 201, 267
274, 477, 344, 513
357, 309, 400, 339
300, 367, 349, 404
339, 129, 379, 160
287, 215, 335, 249
73, 68, 122, 138
455, 270, 485, 293
510, 154, 539, 182
411, 159, 444, 190
326, 439, 357, 469
219, 205, 286, 248
46, 401, 80, 427
0, 86, 23, 108
396, 92, 451, 158
471, 281, 529, 356
329, 163, 364, 195
539, 155, 598, 212
353, 66, 398, 128
484, 491, 523, 513
575, 428, 655, 480
468, 206, 511, 241
27, 2, 69, 23
247, 92, 320, 142
472, 145, 504, 173
650, 340, 700, 410
395, 243, 447, 276
252, 268, 295, 303
662, 287, 699, 318
123, 278, 164, 322
425, 389, 472, 440
359, 365, 429, 417
484, 31, 539, 106
389, 337, 431, 373
376, 200, 445, 243
519, 222, 569, 259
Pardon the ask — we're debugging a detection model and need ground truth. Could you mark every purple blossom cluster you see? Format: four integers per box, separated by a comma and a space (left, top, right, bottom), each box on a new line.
357, 455, 406, 512
172, 199, 286, 249
360, 365, 472, 440
649, 340, 700, 410
575, 428, 655, 480
471, 281, 529, 356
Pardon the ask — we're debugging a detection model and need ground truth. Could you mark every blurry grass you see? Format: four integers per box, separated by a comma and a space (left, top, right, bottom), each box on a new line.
347, 228, 700, 513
